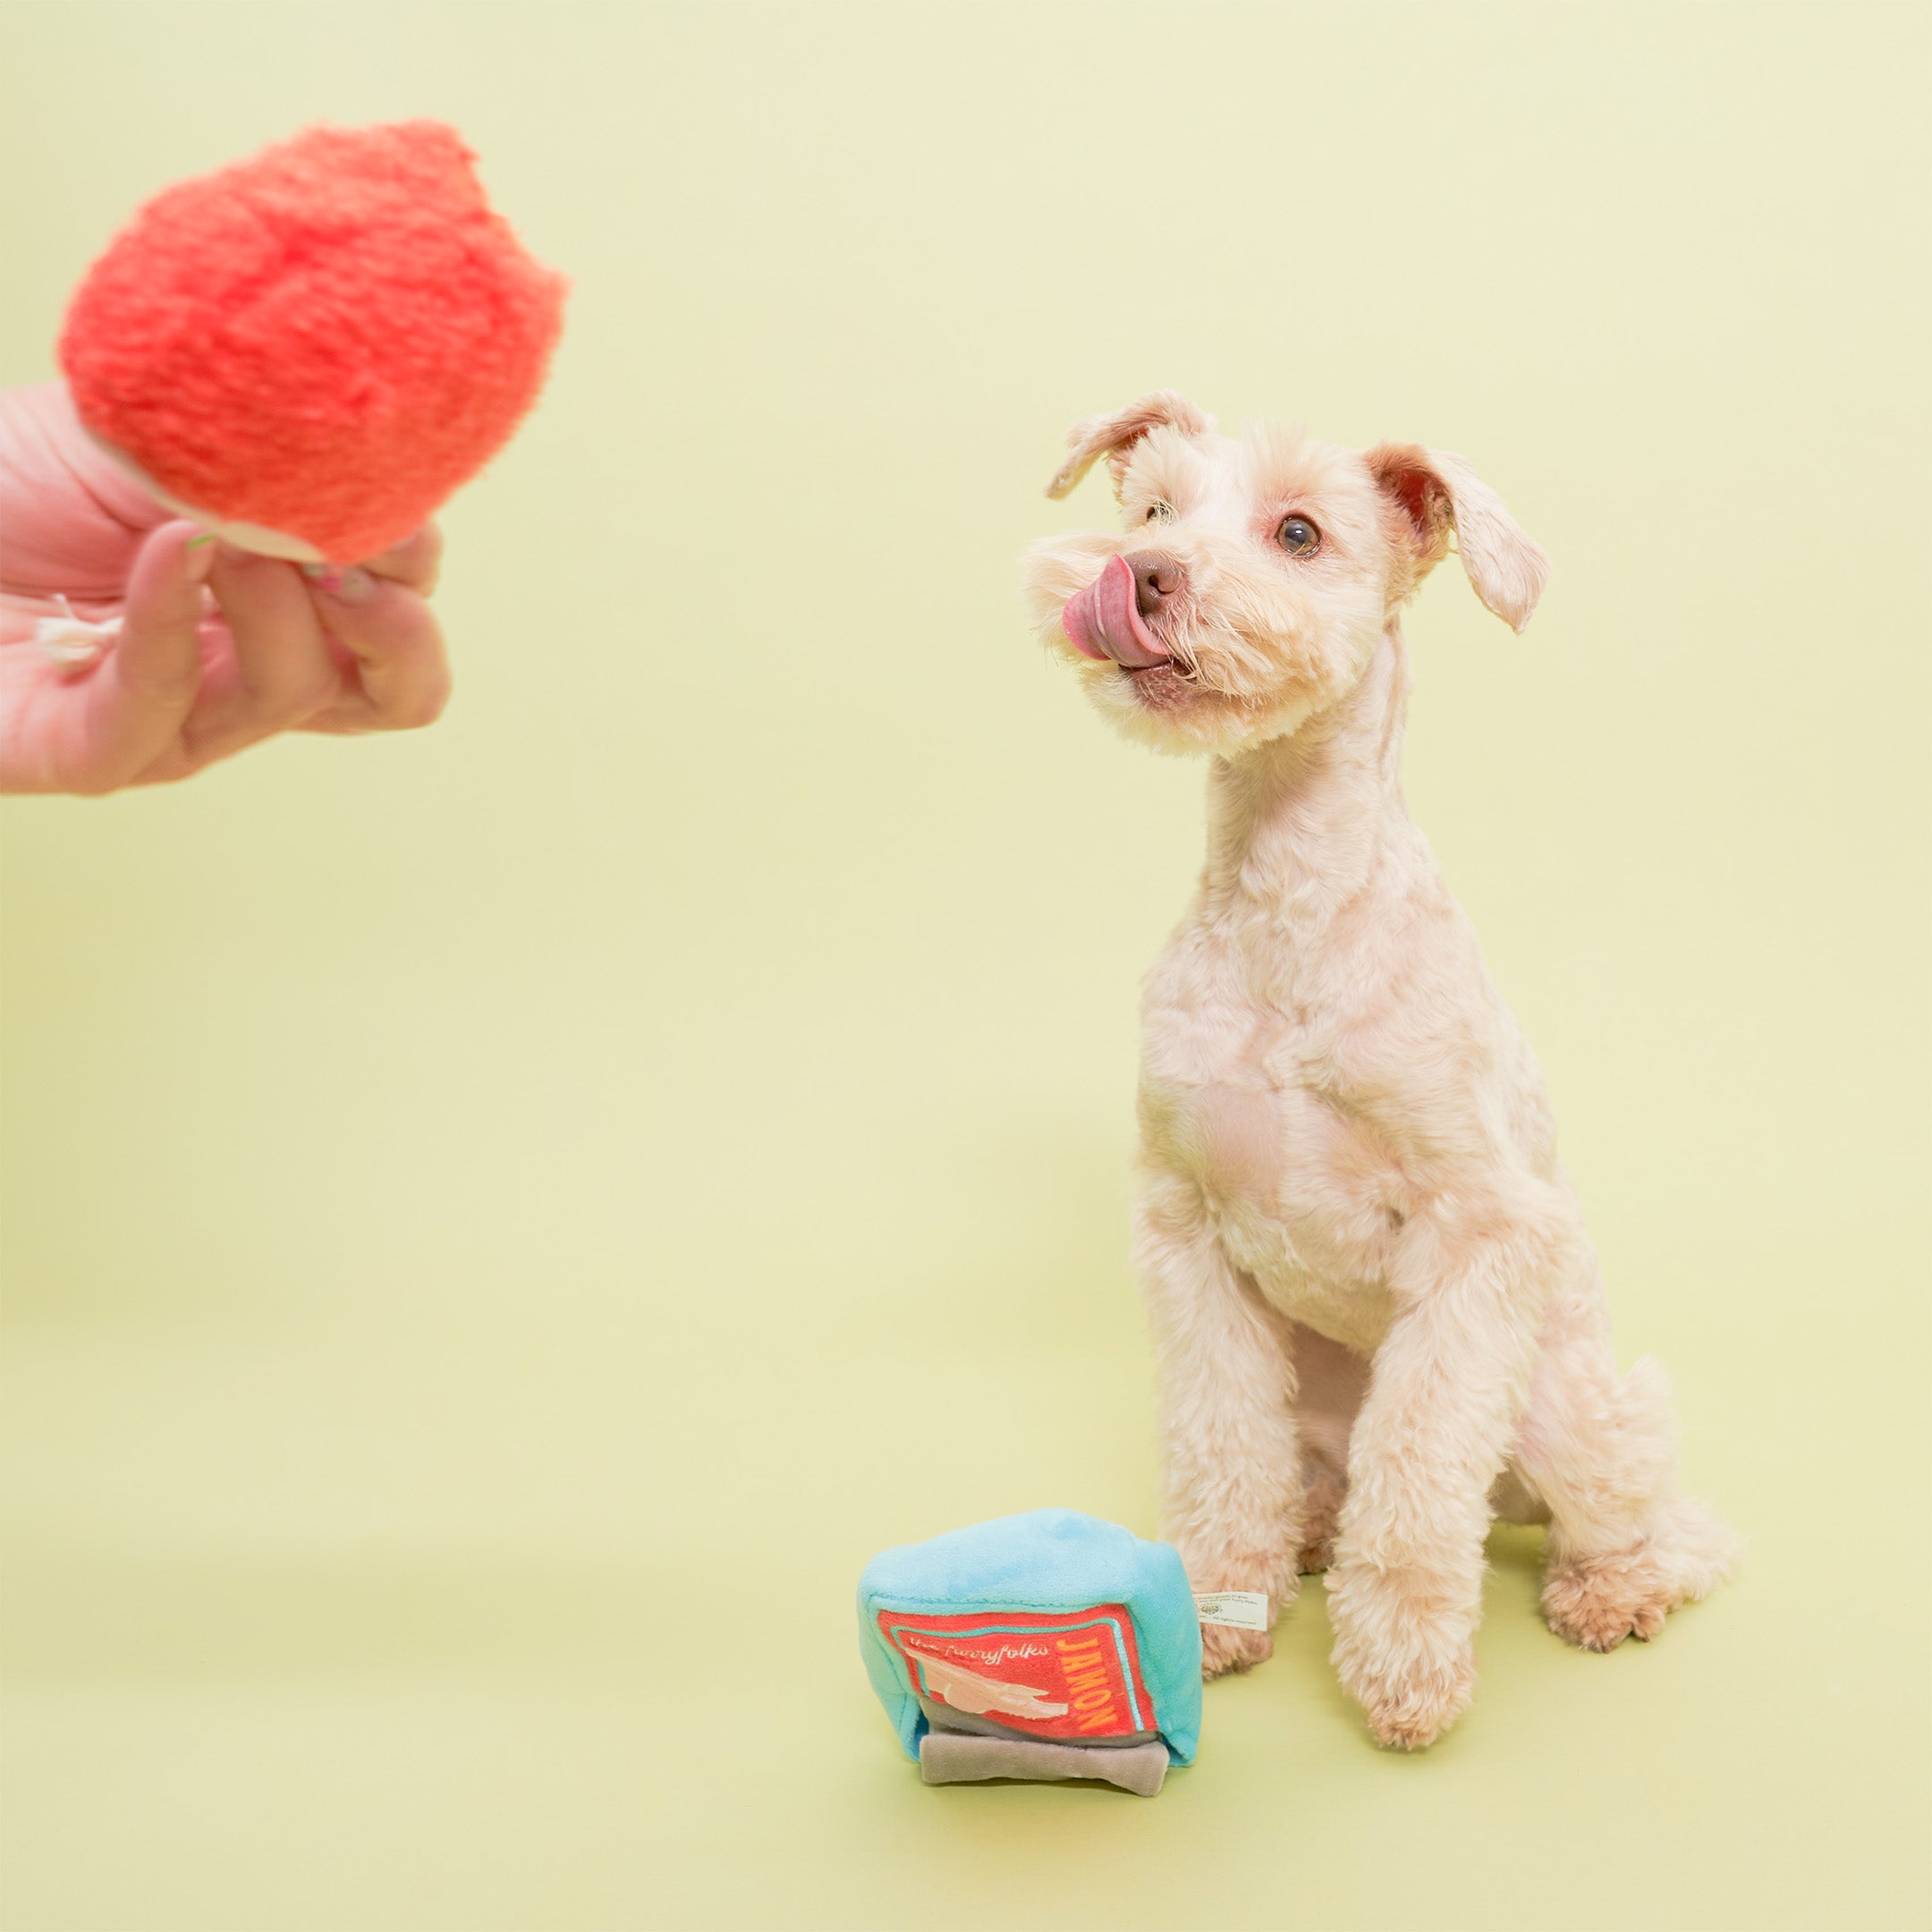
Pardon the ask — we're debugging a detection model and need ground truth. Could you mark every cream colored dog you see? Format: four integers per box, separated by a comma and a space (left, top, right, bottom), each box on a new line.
1022, 393, 1735, 1750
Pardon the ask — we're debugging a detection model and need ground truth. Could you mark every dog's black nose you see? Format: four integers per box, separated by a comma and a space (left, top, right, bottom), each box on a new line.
1124, 551, 1186, 620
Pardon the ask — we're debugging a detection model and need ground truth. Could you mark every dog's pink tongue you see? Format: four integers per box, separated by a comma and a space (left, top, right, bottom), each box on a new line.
1062, 554, 1170, 668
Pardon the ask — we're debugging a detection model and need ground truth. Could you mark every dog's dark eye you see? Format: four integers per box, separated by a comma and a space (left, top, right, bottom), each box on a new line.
1276, 515, 1320, 556
1145, 502, 1174, 523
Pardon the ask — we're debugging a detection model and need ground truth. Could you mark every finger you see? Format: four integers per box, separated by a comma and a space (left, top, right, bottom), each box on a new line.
352, 524, 442, 597
62, 522, 215, 790
181, 545, 341, 761
301, 570, 451, 733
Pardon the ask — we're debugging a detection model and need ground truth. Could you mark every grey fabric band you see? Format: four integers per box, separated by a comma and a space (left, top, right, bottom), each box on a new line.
918, 1731, 1169, 1797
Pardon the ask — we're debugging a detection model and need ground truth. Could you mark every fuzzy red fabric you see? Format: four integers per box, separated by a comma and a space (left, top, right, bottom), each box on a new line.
61, 122, 566, 563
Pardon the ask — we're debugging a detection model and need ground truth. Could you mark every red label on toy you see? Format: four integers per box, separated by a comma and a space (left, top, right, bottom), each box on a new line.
877, 1604, 1154, 1741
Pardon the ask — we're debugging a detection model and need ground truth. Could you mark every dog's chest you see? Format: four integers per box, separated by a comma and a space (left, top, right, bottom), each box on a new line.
1139, 978, 1407, 1336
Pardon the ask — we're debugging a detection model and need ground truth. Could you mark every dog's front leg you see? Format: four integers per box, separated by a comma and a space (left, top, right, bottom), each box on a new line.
1326, 1187, 1572, 1748
1134, 1170, 1301, 1679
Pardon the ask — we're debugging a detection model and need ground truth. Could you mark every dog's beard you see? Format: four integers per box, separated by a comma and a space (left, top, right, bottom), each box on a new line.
1074, 649, 1316, 757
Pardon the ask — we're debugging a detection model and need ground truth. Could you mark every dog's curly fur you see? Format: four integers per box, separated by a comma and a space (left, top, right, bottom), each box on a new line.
1023, 394, 1736, 1750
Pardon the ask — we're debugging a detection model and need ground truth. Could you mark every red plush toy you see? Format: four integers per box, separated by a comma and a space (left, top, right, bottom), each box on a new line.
60, 121, 566, 564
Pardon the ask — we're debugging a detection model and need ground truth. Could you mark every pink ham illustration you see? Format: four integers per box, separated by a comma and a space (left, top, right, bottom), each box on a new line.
909, 1648, 1070, 1721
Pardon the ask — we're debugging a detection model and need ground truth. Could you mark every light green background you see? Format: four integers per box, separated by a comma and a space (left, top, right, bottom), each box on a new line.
3, 5, 1927, 1928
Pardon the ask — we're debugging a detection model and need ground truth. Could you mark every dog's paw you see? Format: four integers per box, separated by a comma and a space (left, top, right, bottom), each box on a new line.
1352, 1646, 1476, 1750
1332, 1627, 1475, 1750
1177, 1545, 1293, 1679
1543, 1502, 1738, 1653
1326, 1561, 1476, 1750
1200, 1619, 1273, 1679
1541, 1548, 1674, 1651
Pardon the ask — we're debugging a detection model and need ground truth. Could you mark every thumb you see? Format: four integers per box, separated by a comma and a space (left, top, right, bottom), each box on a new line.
75, 521, 214, 788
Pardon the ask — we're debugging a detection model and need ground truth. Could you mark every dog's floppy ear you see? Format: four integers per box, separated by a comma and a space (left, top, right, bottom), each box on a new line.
1366, 444, 1549, 633
1046, 390, 1215, 500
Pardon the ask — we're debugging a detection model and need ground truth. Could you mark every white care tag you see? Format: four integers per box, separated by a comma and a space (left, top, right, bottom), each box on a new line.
32, 597, 121, 674
1194, 1590, 1269, 1631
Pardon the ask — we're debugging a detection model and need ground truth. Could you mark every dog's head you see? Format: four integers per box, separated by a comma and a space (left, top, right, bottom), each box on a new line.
1021, 392, 1548, 756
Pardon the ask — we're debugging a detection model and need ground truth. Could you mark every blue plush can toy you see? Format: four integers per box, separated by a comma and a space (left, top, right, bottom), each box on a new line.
857, 1509, 1203, 1795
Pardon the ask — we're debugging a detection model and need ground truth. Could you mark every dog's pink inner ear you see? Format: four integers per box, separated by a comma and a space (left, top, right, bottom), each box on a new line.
1366, 445, 1453, 567
1365, 442, 1548, 632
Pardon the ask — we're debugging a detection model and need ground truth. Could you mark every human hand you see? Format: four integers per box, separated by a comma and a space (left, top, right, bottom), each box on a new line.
0, 383, 451, 795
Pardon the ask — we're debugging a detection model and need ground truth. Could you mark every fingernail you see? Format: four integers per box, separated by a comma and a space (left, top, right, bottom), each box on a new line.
304, 564, 376, 604
184, 534, 216, 584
